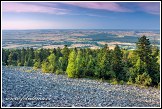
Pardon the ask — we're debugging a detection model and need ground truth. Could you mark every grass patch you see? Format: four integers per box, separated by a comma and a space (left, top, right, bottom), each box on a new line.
110, 78, 118, 85
25, 69, 33, 73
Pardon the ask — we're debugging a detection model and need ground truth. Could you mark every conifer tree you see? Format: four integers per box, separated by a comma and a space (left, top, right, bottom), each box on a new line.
66, 49, 77, 78
112, 45, 125, 81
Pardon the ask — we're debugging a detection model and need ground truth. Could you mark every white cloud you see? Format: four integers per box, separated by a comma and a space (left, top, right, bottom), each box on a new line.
2, 2, 70, 15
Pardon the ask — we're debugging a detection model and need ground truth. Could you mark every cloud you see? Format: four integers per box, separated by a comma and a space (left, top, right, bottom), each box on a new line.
2, 2, 70, 15
67, 13, 107, 18
137, 2, 160, 15
85, 13, 107, 17
63, 2, 132, 12
2, 19, 66, 29
2, 2, 160, 15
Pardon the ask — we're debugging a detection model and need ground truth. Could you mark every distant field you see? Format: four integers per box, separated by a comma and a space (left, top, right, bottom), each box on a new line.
2, 29, 160, 49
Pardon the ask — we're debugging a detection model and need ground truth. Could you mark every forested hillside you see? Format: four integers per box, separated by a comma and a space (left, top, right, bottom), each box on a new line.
2, 36, 160, 87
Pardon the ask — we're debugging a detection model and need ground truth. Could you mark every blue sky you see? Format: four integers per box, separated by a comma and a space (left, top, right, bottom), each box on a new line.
2, 2, 160, 30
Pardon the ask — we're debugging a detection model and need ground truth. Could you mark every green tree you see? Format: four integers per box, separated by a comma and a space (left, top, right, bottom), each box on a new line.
2, 49, 9, 65
61, 45, 69, 71
75, 50, 84, 78
42, 60, 50, 73
47, 53, 57, 73
33, 60, 41, 69
95, 49, 103, 78
33, 50, 41, 69
15, 49, 21, 66
20, 48, 26, 66
135, 35, 160, 86
8, 51, 18, 66
136, 35, 151, 62
56, 57, 64, 74
66, 49, 77, 78
95, 45, 113, 79
112, 45, 125, 81
84, 55, 95, 77
24, 48, 34, 66
56, 47, 62, 58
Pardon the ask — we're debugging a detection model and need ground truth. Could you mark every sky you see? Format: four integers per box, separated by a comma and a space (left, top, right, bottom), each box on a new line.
2, 2, 160, 30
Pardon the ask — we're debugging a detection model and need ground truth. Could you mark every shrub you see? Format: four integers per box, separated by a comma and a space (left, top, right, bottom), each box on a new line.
41, 61, 50, 73
135, 73, 152, 86
127, 78, 133, 85
25, 70, 32, 73
17, 62, 22, 66
33, 61, 41, 69
119, 80, 124, 85
111, 78, 118, 85
56, 69, 64, 75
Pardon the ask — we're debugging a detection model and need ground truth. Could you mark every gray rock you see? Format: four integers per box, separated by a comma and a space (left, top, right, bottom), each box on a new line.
2, 66, 160, 107
7, 103, 13, 107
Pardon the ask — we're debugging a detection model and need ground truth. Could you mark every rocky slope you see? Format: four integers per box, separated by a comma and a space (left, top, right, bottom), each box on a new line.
2, 66, 160, 107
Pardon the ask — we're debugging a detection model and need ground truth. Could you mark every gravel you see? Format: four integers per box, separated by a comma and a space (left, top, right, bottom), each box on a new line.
2, 66, 160, 107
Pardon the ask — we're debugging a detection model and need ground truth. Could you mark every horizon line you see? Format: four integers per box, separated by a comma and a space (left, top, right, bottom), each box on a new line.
2, 28, 160, 30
